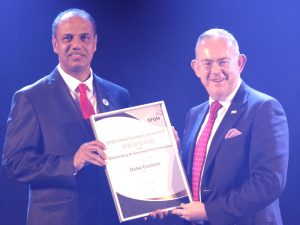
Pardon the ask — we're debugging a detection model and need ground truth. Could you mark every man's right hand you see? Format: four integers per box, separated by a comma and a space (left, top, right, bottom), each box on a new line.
73, 140, 107, 172
147, 209, 169, 220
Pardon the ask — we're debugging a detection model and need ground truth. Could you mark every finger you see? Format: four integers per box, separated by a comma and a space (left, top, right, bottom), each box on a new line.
90, 148, 107, 160
149, 211, 157, 219
171, 208, 181, 215
82, 142, 107, 160
174, 203, 185, 210
88, 157, 106, 166
89, 140, 107, 150
75, 150, 106, 166
84, 151, 107, 166
163, 210, 169, 217
158, 211, 164, 220
81, 140, 106, 152
95, 149, 107, 159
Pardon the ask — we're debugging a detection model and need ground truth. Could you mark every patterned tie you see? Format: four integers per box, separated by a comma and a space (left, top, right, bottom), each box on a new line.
77, 83, 95, 119
192, 101, 222, 201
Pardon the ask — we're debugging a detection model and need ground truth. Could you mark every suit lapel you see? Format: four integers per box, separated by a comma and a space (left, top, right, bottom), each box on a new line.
49, 68, 91, 134
93, 76, 113, 113
185, 102, 209, 179
203, 82, 249, 172
190, 103, 209, 144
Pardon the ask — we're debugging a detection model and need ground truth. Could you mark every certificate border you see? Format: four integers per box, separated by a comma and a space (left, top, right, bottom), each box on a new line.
90, 101, 192, 222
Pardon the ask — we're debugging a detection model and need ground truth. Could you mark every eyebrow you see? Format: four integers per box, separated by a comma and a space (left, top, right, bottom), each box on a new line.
200, 57, 231, 62
62, 32, 92, 36
80, 32, 92, 36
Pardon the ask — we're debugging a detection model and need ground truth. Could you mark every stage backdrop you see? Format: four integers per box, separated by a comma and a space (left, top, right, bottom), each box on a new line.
1, 0, 299, 224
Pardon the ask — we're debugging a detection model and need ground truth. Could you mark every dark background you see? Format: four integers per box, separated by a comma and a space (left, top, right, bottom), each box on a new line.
1, 0, 299, 224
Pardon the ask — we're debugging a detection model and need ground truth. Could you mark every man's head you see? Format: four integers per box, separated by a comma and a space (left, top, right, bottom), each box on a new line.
52, 9, 98, 81
191, 28, 247, 101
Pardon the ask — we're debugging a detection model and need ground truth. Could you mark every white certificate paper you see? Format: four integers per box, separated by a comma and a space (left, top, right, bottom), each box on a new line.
90, 101, 192, 222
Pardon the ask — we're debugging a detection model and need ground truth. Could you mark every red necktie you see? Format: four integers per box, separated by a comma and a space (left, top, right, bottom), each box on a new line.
192, 101, 222, 201
77, 83, 95, 119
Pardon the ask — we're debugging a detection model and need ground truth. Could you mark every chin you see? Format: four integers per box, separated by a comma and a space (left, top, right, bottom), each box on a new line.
69, 64, 85, 71
210, 92, 225, 101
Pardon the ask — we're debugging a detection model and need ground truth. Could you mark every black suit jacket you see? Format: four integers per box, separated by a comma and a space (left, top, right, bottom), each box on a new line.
2, 68, 130, 225
181, 82, 289, 225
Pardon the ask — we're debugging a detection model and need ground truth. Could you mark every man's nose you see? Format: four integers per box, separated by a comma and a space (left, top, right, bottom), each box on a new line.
210, 61, 222, 74
71, 37, 81, 49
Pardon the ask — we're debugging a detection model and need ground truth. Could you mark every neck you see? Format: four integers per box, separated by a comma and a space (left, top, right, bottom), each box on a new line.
62, 67, 91, 82
71, 72, 91, 82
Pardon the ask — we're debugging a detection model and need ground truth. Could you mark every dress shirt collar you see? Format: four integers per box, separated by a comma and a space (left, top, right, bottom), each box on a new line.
209, 78, 242, 107
57, 64, 94, 93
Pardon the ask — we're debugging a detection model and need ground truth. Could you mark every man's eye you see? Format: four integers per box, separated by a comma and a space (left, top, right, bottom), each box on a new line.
219, 60, 229, 66
81, 35, 90, 42
202, 62, 212, 67
63, 36, 72, 42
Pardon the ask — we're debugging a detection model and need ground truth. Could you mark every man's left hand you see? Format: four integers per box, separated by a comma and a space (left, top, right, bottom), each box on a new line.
171, 201, 208, 222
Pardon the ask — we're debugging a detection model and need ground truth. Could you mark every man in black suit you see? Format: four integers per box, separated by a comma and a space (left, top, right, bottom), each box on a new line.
2, 8, 129, 225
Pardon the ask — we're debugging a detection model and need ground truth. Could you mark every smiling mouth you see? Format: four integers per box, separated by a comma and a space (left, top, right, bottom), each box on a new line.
69, 52, 84, 57
210, 77, 226, 82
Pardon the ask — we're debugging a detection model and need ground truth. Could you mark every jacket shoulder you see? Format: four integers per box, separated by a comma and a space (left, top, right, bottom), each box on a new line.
93, 74, 128, 94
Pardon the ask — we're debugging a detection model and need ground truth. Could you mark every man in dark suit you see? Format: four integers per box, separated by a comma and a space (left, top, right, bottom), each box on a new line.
170, 29, 289, 225
2, 9, 129, 225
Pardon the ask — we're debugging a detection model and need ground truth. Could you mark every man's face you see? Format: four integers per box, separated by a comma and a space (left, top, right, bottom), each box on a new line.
52, 16, 97, 79
191, 37, 246, 101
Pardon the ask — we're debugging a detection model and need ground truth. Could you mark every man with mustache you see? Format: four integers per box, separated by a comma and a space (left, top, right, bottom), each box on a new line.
152, 28, 289, 225
2, 8, 129, 225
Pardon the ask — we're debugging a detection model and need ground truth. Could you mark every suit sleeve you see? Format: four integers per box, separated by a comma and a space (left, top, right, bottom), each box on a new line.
205, 98, 289, 224
2, 91, 76, 187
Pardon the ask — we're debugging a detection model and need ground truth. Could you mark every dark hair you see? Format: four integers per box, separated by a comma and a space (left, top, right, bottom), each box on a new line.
52, 8, 97, 37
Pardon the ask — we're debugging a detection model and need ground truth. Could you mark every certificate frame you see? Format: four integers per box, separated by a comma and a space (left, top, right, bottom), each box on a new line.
90, 101, 192, 222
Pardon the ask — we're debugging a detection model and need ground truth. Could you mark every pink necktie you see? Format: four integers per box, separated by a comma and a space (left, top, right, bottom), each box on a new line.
192, 101, 222, 201
77, 83, 95, 119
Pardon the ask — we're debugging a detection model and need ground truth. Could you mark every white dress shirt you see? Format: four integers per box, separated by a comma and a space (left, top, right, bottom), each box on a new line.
57, 64, 98, 113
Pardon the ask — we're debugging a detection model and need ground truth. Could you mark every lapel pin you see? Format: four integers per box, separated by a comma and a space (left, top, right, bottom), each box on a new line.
231, 110, 237, 114
102, 98, 109, 106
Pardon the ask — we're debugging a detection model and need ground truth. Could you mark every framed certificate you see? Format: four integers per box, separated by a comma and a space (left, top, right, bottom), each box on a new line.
90, 101, 192, 222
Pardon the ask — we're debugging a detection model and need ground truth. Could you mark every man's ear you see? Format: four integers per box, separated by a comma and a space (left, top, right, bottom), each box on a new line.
238, 54, 247, 73
191, 59, 201, 79
52, 36, 58, 54
93, 34, 98, 52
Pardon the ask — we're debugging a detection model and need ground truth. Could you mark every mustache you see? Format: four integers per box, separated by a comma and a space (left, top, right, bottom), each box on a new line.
65, 46, 85, 56
208, 73, 228, 81
67, 51, 85, 56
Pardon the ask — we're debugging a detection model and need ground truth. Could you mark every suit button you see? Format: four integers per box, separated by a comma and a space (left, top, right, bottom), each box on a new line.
202, 189, 212, 193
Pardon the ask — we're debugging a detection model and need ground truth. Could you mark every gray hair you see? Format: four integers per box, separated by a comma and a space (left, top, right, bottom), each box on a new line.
195, 28, 240, 54
52, 8, 97, 37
